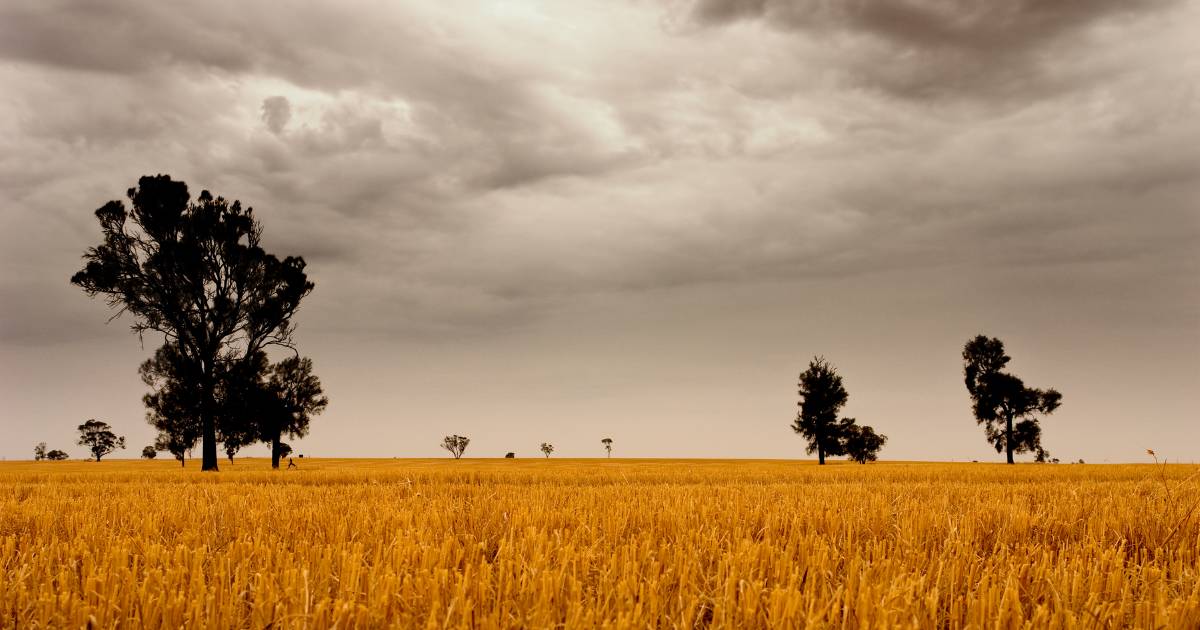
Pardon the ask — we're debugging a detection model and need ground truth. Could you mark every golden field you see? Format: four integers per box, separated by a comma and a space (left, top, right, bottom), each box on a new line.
1, 459, 1198, 629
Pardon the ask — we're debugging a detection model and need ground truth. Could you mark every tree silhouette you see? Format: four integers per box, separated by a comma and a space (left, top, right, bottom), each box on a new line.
141, 445, 157, 459
963, 335, 1062, 464
505, 452, 515, 458
212, 349, 268, 465
792, 357, 849, 465
155, 431, 191, 467
140, 343, 203, 464
71, 175, 313, 471
601, 437, 613, 458
441, 435, 470, 459
277, 442, 293, 459
46, 450, 69, 461
34, 442, 47, 461
540, 443, 554, 458
142, 343, 324, 469
840, 420, 887, 464
77, 419, 125, 462
259, 356, 326, 469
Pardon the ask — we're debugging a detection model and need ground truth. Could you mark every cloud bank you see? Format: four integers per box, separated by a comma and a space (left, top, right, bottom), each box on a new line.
0, 0, 1196, 461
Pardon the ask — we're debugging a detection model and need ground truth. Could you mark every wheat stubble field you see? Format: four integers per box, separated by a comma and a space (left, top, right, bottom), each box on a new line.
1, 459, 1198, 629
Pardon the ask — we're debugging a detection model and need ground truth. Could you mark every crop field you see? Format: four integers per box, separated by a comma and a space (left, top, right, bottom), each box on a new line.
2, 459, 1198, 629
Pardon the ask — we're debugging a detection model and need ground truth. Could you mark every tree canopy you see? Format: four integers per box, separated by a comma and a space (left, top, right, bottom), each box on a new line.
140, 340, 325, 469
441, 435, 470, 459
71, 175, 313, 471
77, 419, 125, 462
963, 335, 1062, 463
260, 356, 327, 468
155, 430, 192, 467
792, 357, 849, 465
792, 357, 887, 464
140, 343, 203, 465
840, 420, 888, 464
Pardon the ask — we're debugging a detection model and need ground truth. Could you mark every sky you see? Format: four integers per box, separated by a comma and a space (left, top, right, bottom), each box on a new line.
1, 0, 1197, 463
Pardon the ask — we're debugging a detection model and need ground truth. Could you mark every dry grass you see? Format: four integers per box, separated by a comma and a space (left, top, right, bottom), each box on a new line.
2, 458, 1198, 628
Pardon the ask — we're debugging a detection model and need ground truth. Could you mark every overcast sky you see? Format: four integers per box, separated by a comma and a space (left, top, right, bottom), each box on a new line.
1, 0, 1197, 462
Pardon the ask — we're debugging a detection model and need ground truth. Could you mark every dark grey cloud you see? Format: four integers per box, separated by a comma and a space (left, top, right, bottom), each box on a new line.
261, 96, 291, 135
691, 0, 1160, 48
687, 0, 1185, 100
0, 0, 641, 197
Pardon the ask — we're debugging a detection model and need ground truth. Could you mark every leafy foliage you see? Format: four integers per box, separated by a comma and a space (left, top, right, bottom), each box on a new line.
260, 356, 327, 468
792, 357, 849, 464
140, 344, 325, 470
441, 435, 470, 459
77, 419, 125, 462
155, 429, 194, 467
792, 357, 887, 464
139, 343, 203, 464
71, 175, 313, 471
963, 335, 1062, 463
841, 420, 888, 464
540, 443, 554, 458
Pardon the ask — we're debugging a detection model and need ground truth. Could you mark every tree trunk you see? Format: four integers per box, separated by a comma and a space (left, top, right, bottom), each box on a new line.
272, 434, 281, 469
818, 445, 826, 465
201, 411, 219, 471
1005, 412, 1014, 464
200, 368, 219, 471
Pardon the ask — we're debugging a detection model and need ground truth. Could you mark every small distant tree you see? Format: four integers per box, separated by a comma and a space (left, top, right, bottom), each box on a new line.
141, 445, 157, 459
840, 419, 887, 464
77, 419, 125, 462
277, 442, 293, 459
792, 357, 849, 465
155, 431, 191, 467
34, 442, 47, 461
540, 443, 554, 458
505, 452, 516, 458
441, 435, 470, 459
963, 335, 1062, 464
46, 450, 70, 461
224, 441, 241, 463
601, 438, 613, 458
